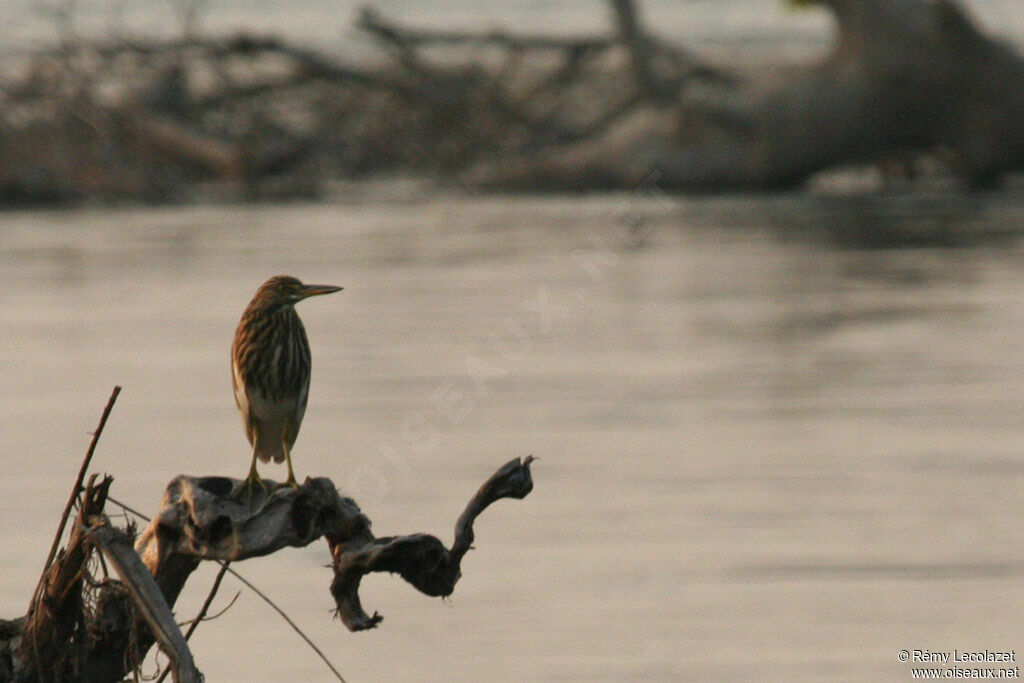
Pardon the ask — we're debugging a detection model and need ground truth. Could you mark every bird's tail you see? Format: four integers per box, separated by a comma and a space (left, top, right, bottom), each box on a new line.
253, 423, 287, 463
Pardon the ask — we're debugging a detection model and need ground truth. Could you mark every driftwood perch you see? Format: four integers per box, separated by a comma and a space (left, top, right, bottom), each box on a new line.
14, 471, 200, 682
86, 520, 201, 683
137, 455, 533, 632
5, 457, 535, 681
329, 455, 535, 630
19, 475, 115, 682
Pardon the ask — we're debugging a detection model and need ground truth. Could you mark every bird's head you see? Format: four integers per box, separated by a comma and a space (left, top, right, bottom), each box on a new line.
253, 275, 343, 309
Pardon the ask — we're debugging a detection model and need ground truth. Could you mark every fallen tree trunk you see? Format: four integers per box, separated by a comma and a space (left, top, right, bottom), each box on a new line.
5, 457, 536, 681
470, 0, 1024, 191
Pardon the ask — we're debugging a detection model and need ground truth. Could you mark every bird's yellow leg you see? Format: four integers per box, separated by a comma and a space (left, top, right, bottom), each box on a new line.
242, 428, 266, 493
283, 441, 298, 488
244, 452, 263, 487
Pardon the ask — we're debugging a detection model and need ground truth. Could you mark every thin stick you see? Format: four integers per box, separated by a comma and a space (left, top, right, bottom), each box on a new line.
183, 590, 240, 625
29, 385, 122, 616
107, 495, 346, 683
184, 562, 231, 640
154, 561, 232, 683
221, 562, 347, 682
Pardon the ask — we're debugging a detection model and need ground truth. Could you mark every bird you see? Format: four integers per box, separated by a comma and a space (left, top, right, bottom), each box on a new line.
231, 275, 342, 490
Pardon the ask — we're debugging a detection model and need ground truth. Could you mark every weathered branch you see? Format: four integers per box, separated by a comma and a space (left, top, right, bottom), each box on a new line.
133, 475, 366, 612
0, 389, 523, 681
133, 457, 535, 634
20, 474, 112, 682
4, 452, 535, 681
86, 518, 201, 683
452, 454, 535, 559
330, 455, 535, 630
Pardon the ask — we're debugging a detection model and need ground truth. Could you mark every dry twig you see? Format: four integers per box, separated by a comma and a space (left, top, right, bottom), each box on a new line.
28, 385, 121, 620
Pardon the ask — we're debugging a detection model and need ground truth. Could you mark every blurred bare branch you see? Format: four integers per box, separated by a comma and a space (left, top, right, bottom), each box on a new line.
1, 0, 1022, 204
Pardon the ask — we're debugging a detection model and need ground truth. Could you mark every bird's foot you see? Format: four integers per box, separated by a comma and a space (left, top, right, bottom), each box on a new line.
283, 458, 300, 488
240, 471, 270, 504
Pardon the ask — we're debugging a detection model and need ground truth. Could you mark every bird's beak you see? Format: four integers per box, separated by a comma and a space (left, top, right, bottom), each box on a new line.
298, 284, 343, 299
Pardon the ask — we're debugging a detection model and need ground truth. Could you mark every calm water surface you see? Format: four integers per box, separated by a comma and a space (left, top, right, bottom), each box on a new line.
2, 191, 1024, 681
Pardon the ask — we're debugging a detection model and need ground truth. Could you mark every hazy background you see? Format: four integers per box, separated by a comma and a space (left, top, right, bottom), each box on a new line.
2, 2, 1024, 682
2, 1, 1022, 59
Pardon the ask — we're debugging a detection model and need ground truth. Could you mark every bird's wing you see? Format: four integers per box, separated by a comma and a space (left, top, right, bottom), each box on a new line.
232, 357, 254, 443
284, 378, 309, 449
